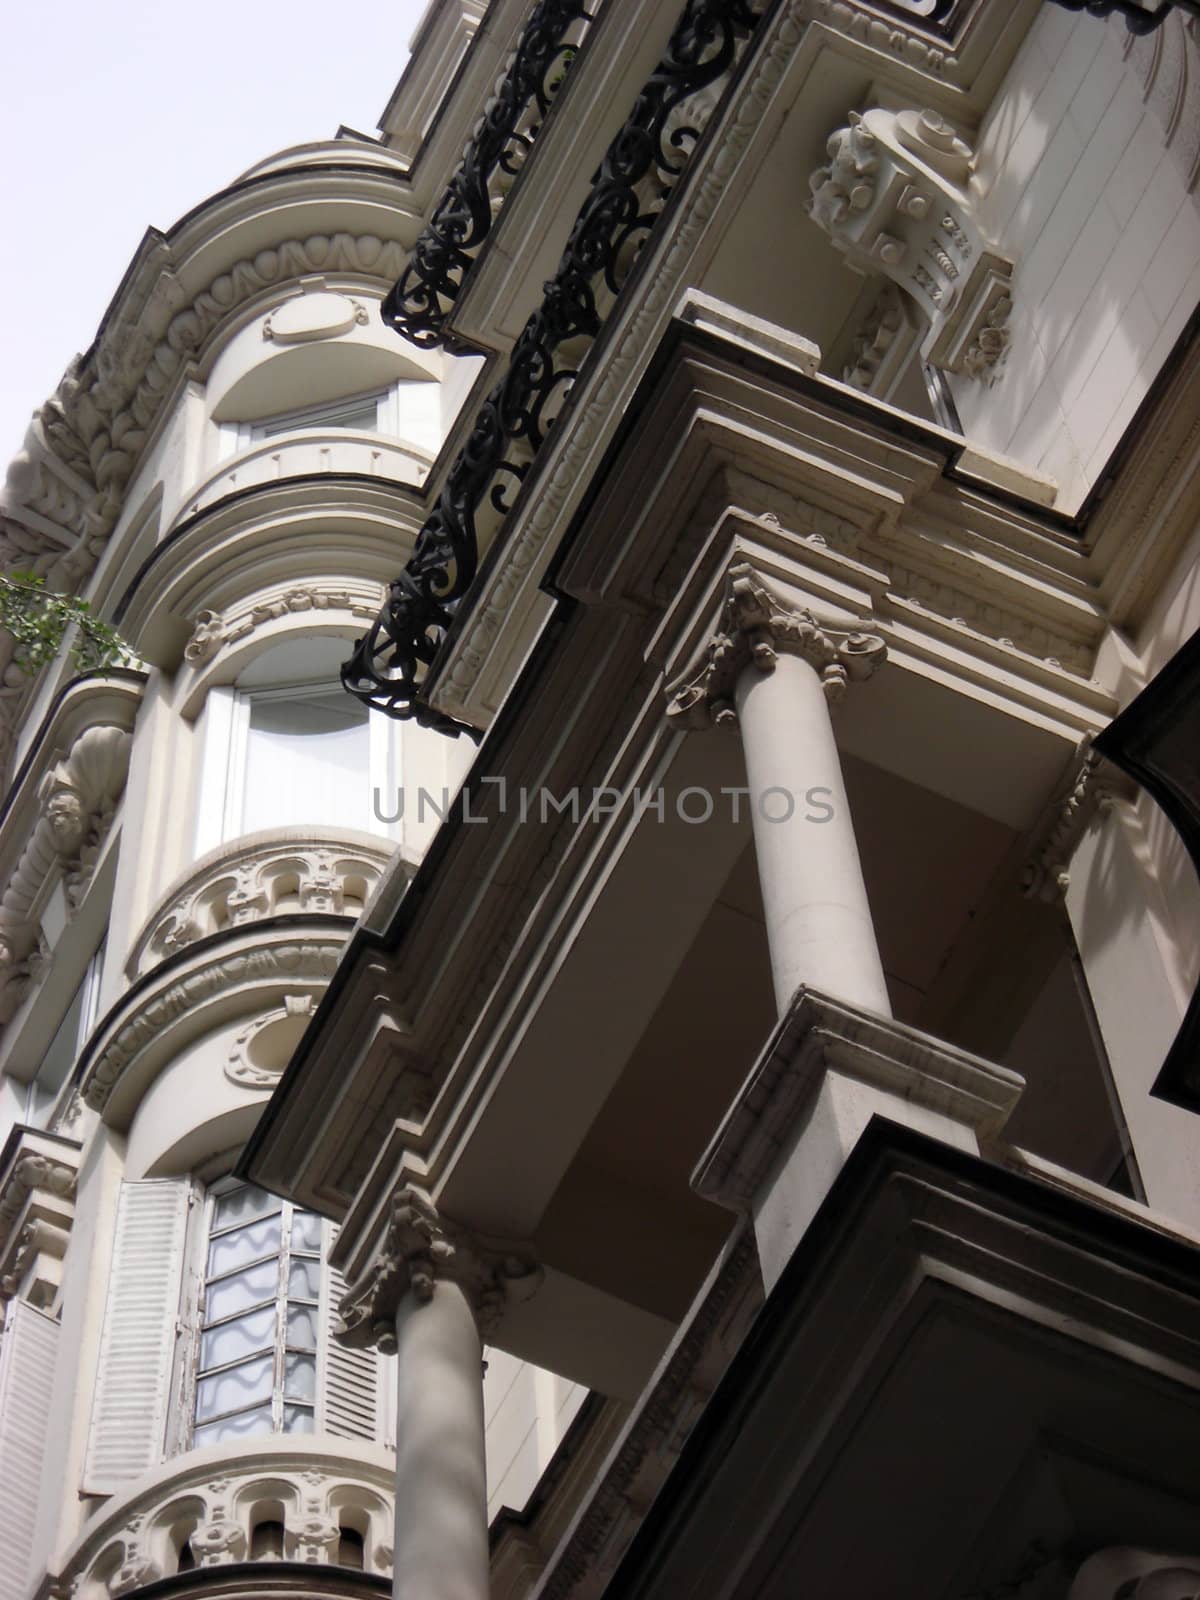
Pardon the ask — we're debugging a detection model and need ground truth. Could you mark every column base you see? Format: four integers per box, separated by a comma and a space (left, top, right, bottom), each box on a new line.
692, 988, 1024, 1291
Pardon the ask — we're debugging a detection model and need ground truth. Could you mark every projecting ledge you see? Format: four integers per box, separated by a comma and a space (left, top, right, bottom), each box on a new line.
693, 987, 1024, 1291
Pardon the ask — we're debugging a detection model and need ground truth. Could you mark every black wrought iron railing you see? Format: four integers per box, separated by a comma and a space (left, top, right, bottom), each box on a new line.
1046, 0, 1200, 32
383, 0, 596, 351
345, 0, 770, 732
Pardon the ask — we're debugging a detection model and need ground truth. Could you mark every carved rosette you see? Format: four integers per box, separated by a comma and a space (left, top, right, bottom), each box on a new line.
335, 1187, 542, 1352
666, 564, 886, 730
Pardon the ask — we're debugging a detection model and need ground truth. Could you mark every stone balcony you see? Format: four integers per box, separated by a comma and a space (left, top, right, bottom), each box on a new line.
48, 1439, 394, 1599
126, 829, 397, 980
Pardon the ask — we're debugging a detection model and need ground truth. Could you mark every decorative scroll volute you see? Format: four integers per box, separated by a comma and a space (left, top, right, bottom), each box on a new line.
335, 1186, 542, 1351
666, 563, 887, 730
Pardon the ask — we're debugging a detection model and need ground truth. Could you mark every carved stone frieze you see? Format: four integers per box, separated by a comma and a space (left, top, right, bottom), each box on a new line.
335, 1186, 542, 1351
666, 563, 886, 729
129, 830, 394, 978
82, 938, 345, 1114
184, 585, 383, 666
808, 106, 1014, 384
2, 233, 409, 592
806, 0, 950, 75
62, 1446, 396, 1597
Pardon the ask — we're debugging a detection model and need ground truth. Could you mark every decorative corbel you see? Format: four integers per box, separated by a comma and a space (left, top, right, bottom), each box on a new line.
335, 1186, 542, 1352
665, 563, 886, 730
808, 106, 1015, 387
1023, 743, 1137, 902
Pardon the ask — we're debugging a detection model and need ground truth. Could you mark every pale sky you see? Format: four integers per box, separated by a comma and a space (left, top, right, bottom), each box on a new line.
1, 0, 431, 467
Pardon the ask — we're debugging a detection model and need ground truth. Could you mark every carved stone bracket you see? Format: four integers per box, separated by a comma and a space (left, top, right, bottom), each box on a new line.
0, 1139, 79, 1309
665, 563, 886, 730
1023, 743, 1137, 902
0, 720, 133, 1023
808, 106, 1015, 385
335, 1186, 542, 1351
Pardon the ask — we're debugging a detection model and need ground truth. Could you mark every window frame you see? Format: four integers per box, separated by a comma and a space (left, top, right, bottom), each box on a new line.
194, 677, 399, 853
188, 1179, 323, 1450
217, 385, 400, 458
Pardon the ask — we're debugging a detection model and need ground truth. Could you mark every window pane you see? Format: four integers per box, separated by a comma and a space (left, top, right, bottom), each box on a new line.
205, 1258, 279, 1323
284, 1351, 317, 1401
242, 692, 371, 834
290, 1211, 321, 1252
207, 1212, 281, 1277
288, 1256, 320, 1300
200, 1306, 277, 1371
286, 1302, 319, 1351
193, 1404, 274, 1448
195, 1354, 274, 1422
283, 1404, 316, 1435
214, 1185, 280, 1229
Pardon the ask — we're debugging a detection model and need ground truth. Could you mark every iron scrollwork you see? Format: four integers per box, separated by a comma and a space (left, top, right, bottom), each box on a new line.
344, 0, 769, 732
383, 0, 595, 350
1044, 0, 1199, 33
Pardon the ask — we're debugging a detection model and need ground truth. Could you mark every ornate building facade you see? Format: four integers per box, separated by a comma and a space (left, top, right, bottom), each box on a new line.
2, 0, 1200, 1597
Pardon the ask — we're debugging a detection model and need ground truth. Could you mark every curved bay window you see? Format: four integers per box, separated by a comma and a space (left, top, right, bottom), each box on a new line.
192, 1182, 321, 1448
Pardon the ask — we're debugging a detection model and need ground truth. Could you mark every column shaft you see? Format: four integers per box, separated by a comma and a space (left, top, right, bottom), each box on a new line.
736, 651, 891, 1019
392, 1280, 489, 1600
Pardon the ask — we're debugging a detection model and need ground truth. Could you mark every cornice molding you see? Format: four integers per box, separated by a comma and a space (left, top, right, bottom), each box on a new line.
2, 228, 414, 594
335, 1185, 541, 1349
80, 928, 347, 1124
665, 562, 887, 728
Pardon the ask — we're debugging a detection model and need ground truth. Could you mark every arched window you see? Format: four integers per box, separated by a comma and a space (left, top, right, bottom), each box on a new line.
191, 1181, 321, 1447
194, 637, 398, 850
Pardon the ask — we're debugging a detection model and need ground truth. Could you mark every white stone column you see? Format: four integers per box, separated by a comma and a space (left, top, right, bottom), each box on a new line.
392, 1277, 488, 1600
669, 564, 891, 1019
335, 1187, 541, 1600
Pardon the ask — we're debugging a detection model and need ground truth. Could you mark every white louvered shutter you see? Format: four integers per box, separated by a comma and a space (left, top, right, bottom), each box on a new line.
318, 1226, 388, 1443
0, 1302, 59, 1600
82, 1179, 192, 1493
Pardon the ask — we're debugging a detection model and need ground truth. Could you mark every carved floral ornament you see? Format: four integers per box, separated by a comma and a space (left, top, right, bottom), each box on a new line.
0, 231, 410, 591
807, 105, 1015, 387
184, 584, 385, 666
0, 721, 134, 1024
65, 1455, 395, 1596
131, 832, 392, 978
335, 1186, 542, 1351
666, 564, 887, 730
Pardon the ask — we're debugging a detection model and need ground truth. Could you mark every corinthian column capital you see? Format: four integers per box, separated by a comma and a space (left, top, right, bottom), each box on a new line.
666, 563, 887, 730
334, 1186, 541, 1352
